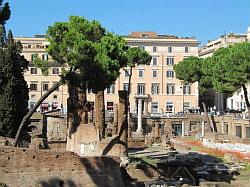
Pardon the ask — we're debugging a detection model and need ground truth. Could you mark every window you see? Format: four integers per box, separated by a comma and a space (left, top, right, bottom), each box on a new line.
52, 68, 59, 75
166, 102, 174, 113
42, 54, 48, 61
53, 82, 59, 91
31, 54, 36, 62
123, 83, 129, 91
236, 126, 242, 138
138, 69, 144, 78
183, 84, 191, 95
107, 84, 115, 94
166, 83, 175, 94
152, 57, 158, 65
27, 45, 31, 48
152, 70, 158, 78
140, 34, 148, 38
139, 46, 145, 50
30, 68, 37, 74
42, 83, 49, 91
183, 102, 190, 109
166, 57, 174, 65
168, 46, 172, 53
107, 102, 114, 111
151, 83, 159, 94
53, 95, 57, 99
124, 69, 130, 78
185, 46, 189, 53
151, 102, 158, 113
166, 70, 174, 78
30, 83, 37, 91
137, 83, 145, 95
153, 46, 157, 52
246, 127, 250, 138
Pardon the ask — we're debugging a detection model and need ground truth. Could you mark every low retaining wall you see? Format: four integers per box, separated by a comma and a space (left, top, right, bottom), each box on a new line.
0, 146, 125, 187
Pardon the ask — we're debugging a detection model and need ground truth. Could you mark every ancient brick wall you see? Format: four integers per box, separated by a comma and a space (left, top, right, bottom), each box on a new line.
0, 146, 125, 187
66, 124, 126, 156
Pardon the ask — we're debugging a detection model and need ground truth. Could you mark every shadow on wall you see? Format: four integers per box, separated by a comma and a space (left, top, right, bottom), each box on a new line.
40, 178, 77, 187
79, 157, 124, 187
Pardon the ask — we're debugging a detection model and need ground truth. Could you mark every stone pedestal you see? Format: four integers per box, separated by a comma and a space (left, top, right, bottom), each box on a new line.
136, 98, 143, 134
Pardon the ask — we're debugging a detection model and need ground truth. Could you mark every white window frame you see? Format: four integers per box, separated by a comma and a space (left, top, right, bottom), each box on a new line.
166, 70, 174, 78
166, 83, 175, 95
151, 57, 158, 66
137, 83, 145, 95
152, 69, 158, 78
166, 57, 174, 65
151, 102, 159, 114
153, 46, 157, 52
124, 69, 130, 78
138, 69, 145, 78
30, 67, 37, 74
166, 101, 174, 113
151, 83, 159, 95
168, 46, 172, 53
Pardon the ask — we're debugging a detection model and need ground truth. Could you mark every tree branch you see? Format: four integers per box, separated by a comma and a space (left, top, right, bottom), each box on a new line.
13, 82, 63, 147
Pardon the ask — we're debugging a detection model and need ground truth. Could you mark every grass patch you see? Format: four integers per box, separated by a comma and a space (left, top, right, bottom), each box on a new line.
190, 146, 202, 152
129, 156, 160, 166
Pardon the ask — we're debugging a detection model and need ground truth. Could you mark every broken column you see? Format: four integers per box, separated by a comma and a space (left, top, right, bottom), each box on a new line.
181, 121, 185, 137
201, 121, 205, 137
136, 98, 143, 134
118, 90, 128, 157
154, 123, 160, 137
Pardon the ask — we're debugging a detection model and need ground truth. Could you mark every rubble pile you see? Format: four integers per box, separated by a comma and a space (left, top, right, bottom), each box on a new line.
146, 152, 247, 186
202, 139, 250, 153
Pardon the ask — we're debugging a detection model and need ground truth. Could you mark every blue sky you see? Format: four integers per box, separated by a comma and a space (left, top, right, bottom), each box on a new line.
5, 0, 250, 45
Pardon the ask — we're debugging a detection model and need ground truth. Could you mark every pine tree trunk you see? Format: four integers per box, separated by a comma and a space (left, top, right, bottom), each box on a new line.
77, 85, 88, 124
118, 90, 128, 157
95, 90, 105, 140
14, 82, 62, 147
202, 102, 214, 132
242, 84, 250, 118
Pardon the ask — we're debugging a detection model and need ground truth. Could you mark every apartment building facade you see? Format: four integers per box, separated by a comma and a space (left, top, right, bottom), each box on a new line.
199, 27, 250, 112
15, 35, 69, 113
16, 32, 199, 114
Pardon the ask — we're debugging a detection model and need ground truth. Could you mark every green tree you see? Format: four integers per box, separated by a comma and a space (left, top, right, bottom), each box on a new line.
211, 42, 250, 113
174, 56, 215, 131
174, 56, 213, 93
0, 27, 29, 137
0, 0, 10, 25
46, 16, 129, 140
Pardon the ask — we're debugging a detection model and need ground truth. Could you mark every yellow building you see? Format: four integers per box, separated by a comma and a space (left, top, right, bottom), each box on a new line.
16, 32, 199, 114
15, 35, 68, 113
